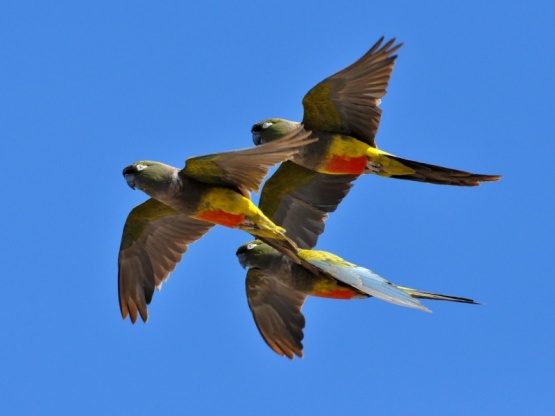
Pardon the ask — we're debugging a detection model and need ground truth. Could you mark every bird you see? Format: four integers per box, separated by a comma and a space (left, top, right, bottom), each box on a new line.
233, 38, 495, 355
251, 37, 501, 186
237, 240, 478, 359
118, 127, 317, 323
233, 134, 479, 359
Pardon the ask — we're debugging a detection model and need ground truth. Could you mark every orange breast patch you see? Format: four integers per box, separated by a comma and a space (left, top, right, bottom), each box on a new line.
196, 210, 245, 228
322, 155, 367, 175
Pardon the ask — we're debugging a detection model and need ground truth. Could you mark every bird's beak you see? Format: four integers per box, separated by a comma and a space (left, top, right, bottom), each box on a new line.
124, 174, 136, 190
122, 166, 136, 190
237, 254, 247, 269
236, 247, 247, 269
252, 131, 262, 146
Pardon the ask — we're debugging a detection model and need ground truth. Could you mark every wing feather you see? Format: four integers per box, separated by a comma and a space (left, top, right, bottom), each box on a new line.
245, 268, 307, 359
182, 127, 316, 193
118, 199, 214, 323
303, 253, 429, 312
259, 161, 356, 249
302, 37, 402, 146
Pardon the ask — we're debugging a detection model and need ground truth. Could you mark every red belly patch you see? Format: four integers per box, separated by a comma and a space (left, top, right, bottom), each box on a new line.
323, 155, 367, 174
311, 288, 359, 300
196, 210, 245, 228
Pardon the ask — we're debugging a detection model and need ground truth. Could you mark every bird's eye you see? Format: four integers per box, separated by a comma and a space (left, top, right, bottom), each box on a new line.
251, 121, 273, 133
246, 243, 258, 250
136, 164, 148, 171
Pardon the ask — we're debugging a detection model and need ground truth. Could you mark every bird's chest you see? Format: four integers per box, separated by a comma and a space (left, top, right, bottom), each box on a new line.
297, 133, 368, 175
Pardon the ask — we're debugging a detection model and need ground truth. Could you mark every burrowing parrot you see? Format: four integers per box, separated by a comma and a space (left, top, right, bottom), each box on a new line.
251, 37, 501, 187
233, 154, 479, 359
237, 240, 478, 359
118, 127, 316, 323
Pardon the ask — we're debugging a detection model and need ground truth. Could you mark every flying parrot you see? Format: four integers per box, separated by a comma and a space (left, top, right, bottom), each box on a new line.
232, 155, 479, 360
251, 37, 501, 187
117, 127, 316, 323
237, 240, 478, 359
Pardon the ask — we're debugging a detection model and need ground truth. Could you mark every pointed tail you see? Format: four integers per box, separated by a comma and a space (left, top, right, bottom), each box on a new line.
398, 286, 479, 304
386, 155, 501, 186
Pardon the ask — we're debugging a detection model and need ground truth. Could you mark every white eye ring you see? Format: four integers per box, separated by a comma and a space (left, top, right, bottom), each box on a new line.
261, 122, 273, 129
136, 164, 148, 171
246, 243, 258, 250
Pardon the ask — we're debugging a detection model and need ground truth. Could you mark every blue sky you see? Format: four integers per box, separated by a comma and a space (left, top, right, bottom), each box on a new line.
2, 1, 554, 415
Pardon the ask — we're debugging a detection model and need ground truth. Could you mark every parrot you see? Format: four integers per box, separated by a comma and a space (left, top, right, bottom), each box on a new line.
237, 240, 478, 359
118, 127, 316, 323
251, 37, 501, 187
231, 153, 480, 359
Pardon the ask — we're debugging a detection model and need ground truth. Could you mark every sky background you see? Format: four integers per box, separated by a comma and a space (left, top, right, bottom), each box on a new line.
2, 1, 554, 415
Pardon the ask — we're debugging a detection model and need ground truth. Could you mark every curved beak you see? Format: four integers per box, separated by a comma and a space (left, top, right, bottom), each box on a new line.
252, 131, 262, 146
123, 165, 136, 190
236, 246, 248, 269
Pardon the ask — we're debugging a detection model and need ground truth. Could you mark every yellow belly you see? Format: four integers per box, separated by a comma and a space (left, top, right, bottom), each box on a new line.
195, 188, 257, 227
195, 188, 286, 238
319, 135, 415, 177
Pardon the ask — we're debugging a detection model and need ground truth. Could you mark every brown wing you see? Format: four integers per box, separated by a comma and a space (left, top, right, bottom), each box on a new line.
302, 37, 402, 147
181, 126, 316, 194
259, 161, 357, 249
246, 268, 307, 359
118, 198, 214, 323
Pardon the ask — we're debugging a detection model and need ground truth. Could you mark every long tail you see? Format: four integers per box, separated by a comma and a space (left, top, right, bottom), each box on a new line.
397, 286, 479, 304
387, 155, 501, 186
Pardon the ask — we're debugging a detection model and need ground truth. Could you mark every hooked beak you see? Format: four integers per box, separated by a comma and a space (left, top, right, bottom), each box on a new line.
236, 246, 247, 269
122, 165, 136, 190
252, 131, 262, 146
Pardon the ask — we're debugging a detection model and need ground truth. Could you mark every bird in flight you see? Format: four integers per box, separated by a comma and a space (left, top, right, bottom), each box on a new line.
118, 127, 315, 323
237, 240, 478, 359
233, 38, 494, 358
251, 37, 501, 186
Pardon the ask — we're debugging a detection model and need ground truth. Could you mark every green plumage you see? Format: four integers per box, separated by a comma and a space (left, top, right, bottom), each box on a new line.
120, 199, 181, 251
118, 128, 316, 323
237, 240, 478, 359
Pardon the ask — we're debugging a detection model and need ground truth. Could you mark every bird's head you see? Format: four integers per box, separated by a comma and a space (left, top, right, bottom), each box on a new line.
251, 118, 302, 145
122, 161, 176, 196
236, 240, 281, 269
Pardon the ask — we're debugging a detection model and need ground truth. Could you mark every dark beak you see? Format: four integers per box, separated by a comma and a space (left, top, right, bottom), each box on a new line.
123, 165, 136, 190
252, 131, 262, 146
236, 246, 247, 269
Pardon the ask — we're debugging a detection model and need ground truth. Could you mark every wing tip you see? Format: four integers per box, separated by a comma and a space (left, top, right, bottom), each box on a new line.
119, 299, 149, 324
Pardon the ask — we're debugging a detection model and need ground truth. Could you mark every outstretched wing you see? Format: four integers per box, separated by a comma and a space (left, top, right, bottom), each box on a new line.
182, 127, 316, 194
246, 268, 307, 359
302, 37, 402, 147
118, 198, 214, 323
300, 250, 430, 312
259, 161, 356, 249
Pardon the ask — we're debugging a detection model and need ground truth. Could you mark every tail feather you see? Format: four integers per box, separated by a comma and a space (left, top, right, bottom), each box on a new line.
388, 155, 501, 186
398, 286, 479, 304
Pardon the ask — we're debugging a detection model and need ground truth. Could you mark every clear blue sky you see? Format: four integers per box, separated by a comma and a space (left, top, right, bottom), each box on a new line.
2, 1, 553, 415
